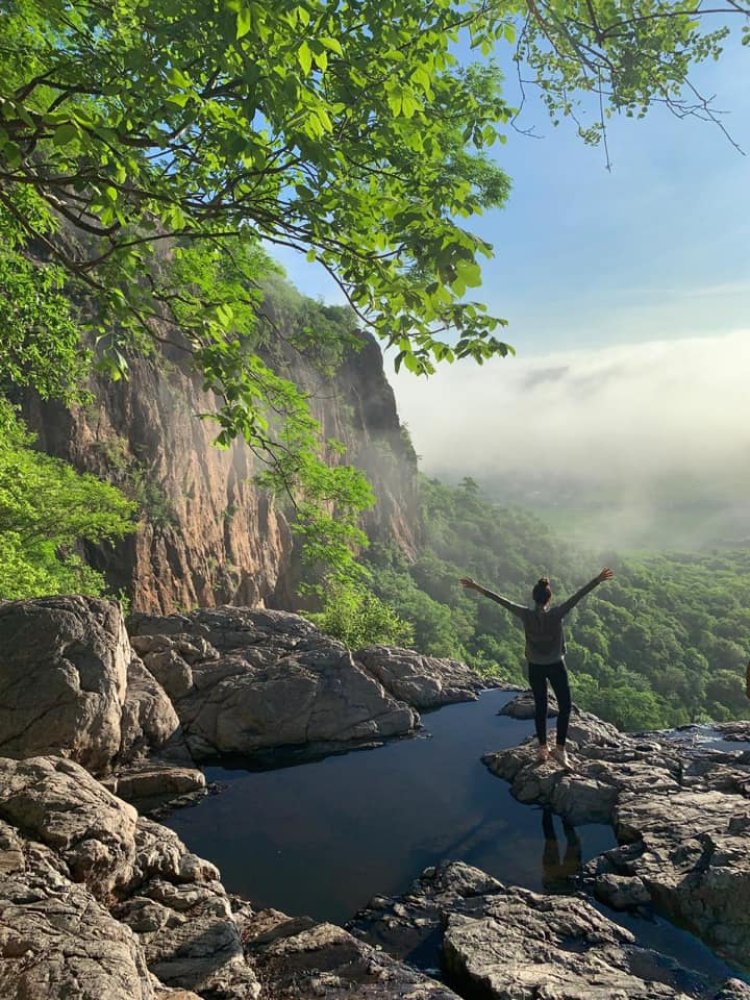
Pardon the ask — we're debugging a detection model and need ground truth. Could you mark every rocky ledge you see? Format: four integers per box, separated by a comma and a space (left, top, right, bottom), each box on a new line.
0, 753, 465, 999
349, 860, 749, 1000
128, 605, 490, 759
0, 597, 491, 808
483, 712, 750, 971
2, 757, 747, 1000
1, 595, 750, 998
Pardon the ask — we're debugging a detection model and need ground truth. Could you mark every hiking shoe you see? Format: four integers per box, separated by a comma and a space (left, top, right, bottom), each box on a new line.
536, 745, 550, 764
551, 746, 570, 767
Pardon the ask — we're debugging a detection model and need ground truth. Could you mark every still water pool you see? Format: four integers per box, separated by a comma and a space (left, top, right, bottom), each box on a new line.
165, 690, 745, 986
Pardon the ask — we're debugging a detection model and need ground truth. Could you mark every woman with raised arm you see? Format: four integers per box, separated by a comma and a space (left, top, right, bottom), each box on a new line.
459, 569, 614, 767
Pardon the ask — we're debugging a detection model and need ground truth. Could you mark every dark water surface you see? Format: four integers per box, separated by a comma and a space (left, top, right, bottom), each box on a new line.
165, 690, 745, 986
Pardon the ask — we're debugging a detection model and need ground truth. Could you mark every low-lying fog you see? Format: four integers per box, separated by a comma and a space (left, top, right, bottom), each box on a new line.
390, 330, 750, 552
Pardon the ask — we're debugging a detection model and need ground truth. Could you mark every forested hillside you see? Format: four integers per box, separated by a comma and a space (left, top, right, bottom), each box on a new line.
2, 0, 748, 734
364, 477, 750, 730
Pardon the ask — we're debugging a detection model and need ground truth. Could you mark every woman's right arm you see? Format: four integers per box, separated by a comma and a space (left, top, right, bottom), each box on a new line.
459, 577, 526, 617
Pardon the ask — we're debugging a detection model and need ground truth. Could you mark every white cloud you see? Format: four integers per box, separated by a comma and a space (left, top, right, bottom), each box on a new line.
389, 331, 750, 537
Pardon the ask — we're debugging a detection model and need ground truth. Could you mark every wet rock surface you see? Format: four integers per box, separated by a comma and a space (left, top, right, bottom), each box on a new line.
484, 713, 750, 970
349, 860, 734, 1000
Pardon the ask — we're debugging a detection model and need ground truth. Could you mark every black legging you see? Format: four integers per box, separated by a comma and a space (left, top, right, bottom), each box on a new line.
528, 660, 571, 746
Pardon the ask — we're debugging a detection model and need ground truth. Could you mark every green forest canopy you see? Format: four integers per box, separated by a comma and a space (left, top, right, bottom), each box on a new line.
359, 477, 750, 731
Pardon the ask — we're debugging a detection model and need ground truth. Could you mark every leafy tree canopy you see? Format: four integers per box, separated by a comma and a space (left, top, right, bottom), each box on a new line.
0, 401, 137, 599
2, 0, 747, 394
0, 0, 746, 588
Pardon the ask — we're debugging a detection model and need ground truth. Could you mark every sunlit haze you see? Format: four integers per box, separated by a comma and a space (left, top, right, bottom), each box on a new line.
390, 330, 750, 550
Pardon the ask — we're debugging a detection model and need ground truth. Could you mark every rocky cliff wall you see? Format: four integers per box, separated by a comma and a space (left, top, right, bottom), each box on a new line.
22, 329, 420, 613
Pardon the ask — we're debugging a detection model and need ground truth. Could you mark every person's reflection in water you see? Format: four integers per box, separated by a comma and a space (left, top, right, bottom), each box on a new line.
541, 807, 582, 893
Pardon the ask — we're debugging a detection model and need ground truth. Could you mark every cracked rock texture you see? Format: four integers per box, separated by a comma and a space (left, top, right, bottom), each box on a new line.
0, 597, 205, 808
129, 607, 491, 758
354, 645, 492, 708
349, 860, 736, 1000
0, 756, 261, 1000
0, 756, 462, 1000
0, 597, 132, 773
484, 715, 750, 970
244, 909, 461, 999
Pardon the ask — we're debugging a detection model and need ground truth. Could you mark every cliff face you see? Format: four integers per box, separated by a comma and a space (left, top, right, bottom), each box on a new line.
22, 330, 420, 613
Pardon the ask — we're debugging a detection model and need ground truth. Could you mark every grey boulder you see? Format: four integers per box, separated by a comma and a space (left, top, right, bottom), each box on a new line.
351, 861, 704, 1000
0, 755, 261, 1000
484, 714, 750, 969
0, 596, 131, 774
131, 607, 419, 758
355, 645, 487, 708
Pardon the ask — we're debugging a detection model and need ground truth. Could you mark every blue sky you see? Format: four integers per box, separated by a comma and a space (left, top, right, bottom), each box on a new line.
272, 32, 750, 358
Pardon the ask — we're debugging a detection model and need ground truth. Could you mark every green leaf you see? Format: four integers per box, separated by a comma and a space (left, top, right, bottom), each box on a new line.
52, 122, 78, 146
298, 41, 313, 76
319, 37, 343, 56
167, 67, 192, 88
236, 6, 251, 39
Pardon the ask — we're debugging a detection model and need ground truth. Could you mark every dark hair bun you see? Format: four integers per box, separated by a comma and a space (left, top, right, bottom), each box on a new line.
532, 576, 552, 606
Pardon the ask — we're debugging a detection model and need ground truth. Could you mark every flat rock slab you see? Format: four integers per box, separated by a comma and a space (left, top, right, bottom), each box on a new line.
483, 714, 750, 970
102, 764, 206, 814
443, 892, 690, 1000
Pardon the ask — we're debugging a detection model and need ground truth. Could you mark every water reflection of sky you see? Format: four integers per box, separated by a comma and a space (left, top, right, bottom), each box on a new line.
165, 690, 746, 986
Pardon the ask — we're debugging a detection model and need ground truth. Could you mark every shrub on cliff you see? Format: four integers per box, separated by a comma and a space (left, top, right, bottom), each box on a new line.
0, 403, 137, 599
309, 581, 414, 650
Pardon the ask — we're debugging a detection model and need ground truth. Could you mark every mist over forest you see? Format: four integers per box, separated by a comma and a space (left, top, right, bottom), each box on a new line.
392, 329, 750, 552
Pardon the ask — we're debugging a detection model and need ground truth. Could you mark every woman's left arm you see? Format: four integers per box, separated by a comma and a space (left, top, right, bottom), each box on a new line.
557, 568, 614, 617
